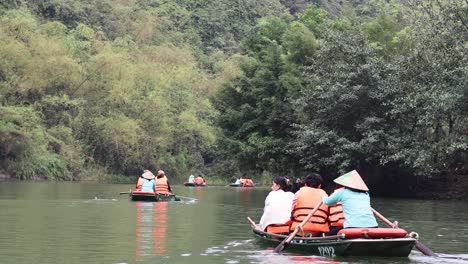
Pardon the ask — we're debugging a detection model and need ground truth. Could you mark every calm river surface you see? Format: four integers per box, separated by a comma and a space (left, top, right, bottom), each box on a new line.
0, 181, 467, 264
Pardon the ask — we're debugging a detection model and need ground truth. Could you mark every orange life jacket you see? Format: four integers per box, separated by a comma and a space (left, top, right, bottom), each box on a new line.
328, 188, 345, 228
155, 176, 171, 194
245, 179, 254, 186
265, 223, 290, 235
329, 202, 345, 227
136, 177, 144, 190
290, 187, 329, 235
194, 177, 204, 184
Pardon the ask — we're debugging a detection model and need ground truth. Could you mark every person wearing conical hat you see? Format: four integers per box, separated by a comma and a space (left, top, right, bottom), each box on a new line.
322, 170, 378, 230
141, 170, 156, 192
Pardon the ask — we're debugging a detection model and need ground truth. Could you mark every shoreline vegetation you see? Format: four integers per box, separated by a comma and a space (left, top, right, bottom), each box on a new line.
1, 1, 466, 198
1, 171, 466, 201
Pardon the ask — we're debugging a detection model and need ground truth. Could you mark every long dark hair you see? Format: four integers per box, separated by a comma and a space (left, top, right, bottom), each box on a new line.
273, 176, 290, 191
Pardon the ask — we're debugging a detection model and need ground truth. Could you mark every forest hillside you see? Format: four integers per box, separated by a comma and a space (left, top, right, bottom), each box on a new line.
0, 0, 467, 198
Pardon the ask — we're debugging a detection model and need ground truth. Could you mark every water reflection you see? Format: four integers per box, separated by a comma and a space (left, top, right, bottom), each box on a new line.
135, 202, 168, 261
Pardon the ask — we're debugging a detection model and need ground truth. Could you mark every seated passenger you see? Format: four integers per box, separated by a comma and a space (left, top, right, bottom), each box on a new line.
322, 170, 378, 230
245, 177, 254, 186
239, 177, 247, 185
136, 176, 144, 190
327, 185, 345, 235
155, 170, 173, 195
188, 174, 195, 183
141, 170, 155, 192
259, 176, 294, 233
194, 175, 205, 185
290, 173, 329, 237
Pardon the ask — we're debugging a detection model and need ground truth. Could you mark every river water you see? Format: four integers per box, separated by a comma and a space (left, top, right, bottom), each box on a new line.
0, 182, 467, 264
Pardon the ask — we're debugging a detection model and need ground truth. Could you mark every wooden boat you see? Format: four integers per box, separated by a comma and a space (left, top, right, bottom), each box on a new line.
229, 183, 256, 187
249, 224, 416, 257
183, 182, 207, 187
130, 190, 180, 202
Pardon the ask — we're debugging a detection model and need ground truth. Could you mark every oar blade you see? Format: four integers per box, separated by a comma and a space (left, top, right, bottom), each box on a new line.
372, 207, 436, 257
415, 241, 436, 256
273, 241, 287, 253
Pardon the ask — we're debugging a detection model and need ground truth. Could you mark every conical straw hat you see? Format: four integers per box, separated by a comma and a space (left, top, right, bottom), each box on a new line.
142, 170, 155, 179
334, 170, 369, 191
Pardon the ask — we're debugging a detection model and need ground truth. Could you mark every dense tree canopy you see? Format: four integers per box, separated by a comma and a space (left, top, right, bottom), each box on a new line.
0, 0, 466, 192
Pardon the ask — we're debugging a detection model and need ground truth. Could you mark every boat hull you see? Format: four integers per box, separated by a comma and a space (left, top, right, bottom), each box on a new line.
252, 228, 415, 257
130, 191, 178, 202
183, 182, 207, 187
229, 183, 256, 187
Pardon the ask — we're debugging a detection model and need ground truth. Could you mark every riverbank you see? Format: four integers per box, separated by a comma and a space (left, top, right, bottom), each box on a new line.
1, 170, 466, 200
409, 174, 468, 200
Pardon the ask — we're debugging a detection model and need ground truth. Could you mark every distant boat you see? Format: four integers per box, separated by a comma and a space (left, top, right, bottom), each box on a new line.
183, 182, 207, 187
129, 190, 179, 202
229, 183, 256, 187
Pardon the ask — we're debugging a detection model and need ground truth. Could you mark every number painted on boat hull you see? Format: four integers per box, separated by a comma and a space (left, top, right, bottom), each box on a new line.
318, 246, 335, 256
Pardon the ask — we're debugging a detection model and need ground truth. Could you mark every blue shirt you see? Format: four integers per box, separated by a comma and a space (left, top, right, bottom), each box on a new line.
141, 179, 155, 192
322, 188, 378, 228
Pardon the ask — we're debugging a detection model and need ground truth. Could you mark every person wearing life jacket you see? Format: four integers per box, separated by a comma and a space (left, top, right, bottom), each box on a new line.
259, 176, 294, 234
239, 177, 247, 186
322, 170, 378, 230
245, 177, 254, 186
291, 176, 304, 193
136, 175, 145, 190
140, 170, 156, 192
194, 175, 205, 185
155, 170, 172, 195
290, 173, 330, 236
327, 185, 345, 235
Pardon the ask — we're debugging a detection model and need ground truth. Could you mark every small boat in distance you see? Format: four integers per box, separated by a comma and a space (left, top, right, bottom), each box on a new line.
183, 182, 207, 187
130, 190, 179, 202
229, 183, 256, 187
230, 177, 256, 187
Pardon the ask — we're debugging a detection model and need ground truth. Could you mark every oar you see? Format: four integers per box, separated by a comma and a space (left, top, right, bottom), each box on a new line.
176, 195, 198, 201
273, 201, 323, 253
371, 208, 436, 256
246, 217, 260, 230
120, 189, 132, 195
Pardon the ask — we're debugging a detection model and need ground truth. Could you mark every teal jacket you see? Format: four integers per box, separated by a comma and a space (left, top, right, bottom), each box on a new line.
141, 179, 155, 192
323, 188, 378, 228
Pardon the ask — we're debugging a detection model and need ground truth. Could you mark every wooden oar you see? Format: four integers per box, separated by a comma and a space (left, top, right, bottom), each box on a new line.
176, 195, 198, 201
273, 201, 323, 253
120, 189, 132, 195
371, 208, 436, 256
246, 217, 261, 230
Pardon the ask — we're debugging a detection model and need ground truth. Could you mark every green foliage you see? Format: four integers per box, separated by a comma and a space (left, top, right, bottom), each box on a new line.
292, 0, 468, 181
282, 22, 318, 65
0, 0, 466, 190
0, 106, 72, 180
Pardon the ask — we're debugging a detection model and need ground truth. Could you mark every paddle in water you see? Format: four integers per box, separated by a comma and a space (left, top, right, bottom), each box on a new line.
371, 208, 436, 256
176, 195, 198, 201
273, 201, 323, 253
119, 189, 132, 194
